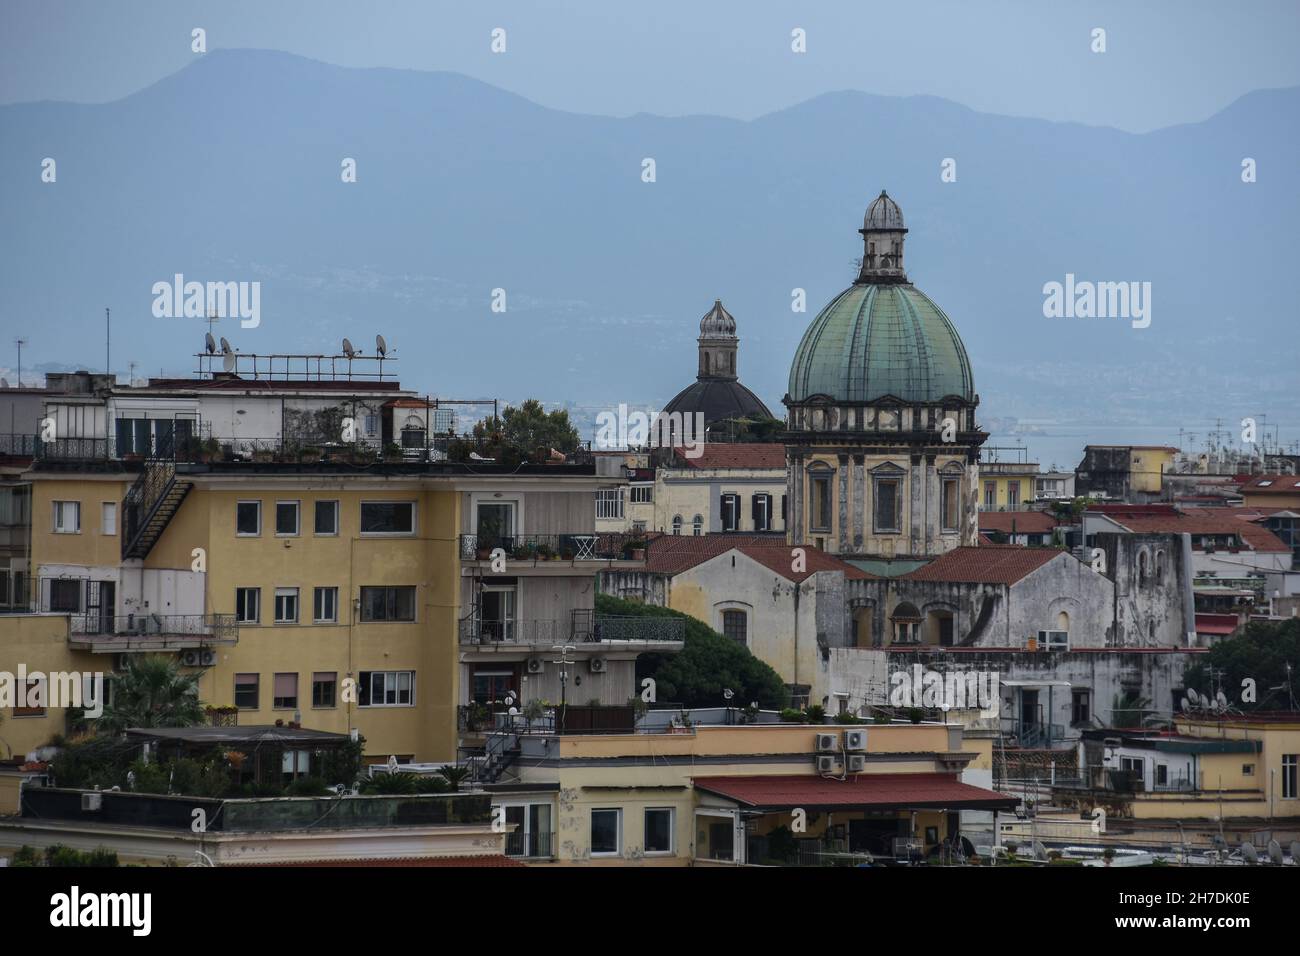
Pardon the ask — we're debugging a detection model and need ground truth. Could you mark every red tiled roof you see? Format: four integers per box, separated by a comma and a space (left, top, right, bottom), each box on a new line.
904, 545, 1063, 585
1240, 475, 1300, 495
233, 855, 525, 867
672, 443, 786, 470
1101, 510, 1290, 552
692, 773, 1018, 811
1195, 613, 1240, 636
643, 534, 873, 581
978, 511, 1060, 534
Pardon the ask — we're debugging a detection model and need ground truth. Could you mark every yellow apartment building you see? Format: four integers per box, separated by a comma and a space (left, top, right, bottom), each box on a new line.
486, 719, 1010, 865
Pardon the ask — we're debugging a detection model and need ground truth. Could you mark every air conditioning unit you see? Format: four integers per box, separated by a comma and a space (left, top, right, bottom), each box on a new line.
815, 754, 838, 773
847, 754, 867, 773
199, 649, 216, 666
180, 650, 200, 667
526, 657, 545, 674
815, 732, 839, 752
844, 730, 867, 752
81, 792, 103, 812
589, 658, 607, 674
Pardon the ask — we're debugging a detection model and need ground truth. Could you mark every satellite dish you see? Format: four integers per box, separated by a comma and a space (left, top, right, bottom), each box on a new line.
221, 352, 236, 373
376, 334, 387, 357
1290, 841, 1300, 864
1216, 690, 1228, 708
219, 336, 232, 354
1187, 688, 1201, 705
1180, 697, 1190, 712
1241, 842, 1258, 864
205, 332, 216, 354
1268, 840, 1284, 865
342, 338, 356, 358
723, 688, 734, 701
386, 754, 398, 773
0, 378, 8, 388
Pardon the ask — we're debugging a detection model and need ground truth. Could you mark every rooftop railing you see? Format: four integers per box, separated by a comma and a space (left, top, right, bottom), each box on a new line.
68, 612, 238, 646
459, 532, 646, 562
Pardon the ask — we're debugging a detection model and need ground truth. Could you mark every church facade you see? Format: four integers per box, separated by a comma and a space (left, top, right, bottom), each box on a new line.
784, 191, 986, 562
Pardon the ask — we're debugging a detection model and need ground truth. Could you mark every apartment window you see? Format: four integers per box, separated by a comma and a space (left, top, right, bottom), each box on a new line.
235, 587, 260, 624
1155, 764, 1169, 787
1120, 756, 1144, 774
630, 485, 652, 504
13, 678, 46, 717
275, 501, 300, 536
692, 514, 703, 536
752, 493, 772, 532
313, 587, 338, 623
1071, 690, 1090, 725
672, 515, 682, 535
312, 672, 337, 708
810, 474, 831, 531
722, 609, 747, 645
234, 673, 260, 709
1007, 481, 1021, 506
873, 478, 901, 533
644, 807, 675, 855
983, 482, 996, 509
360, 586, 416, 622
273, 673, 298, 709
590, 808, 622, 856
1243, 764, 1255, 777
274, 587, 299, 624
359, 670, 415, 707
237, 500, 261, 536
720, 493, 740, 532
1284, 754, 1298, 800
941, 479, 960, 532
48, 578, 82, 613
596, 488, 624, 520
314, 500, 339, 535
1038, 629, 1069, 651
360, 501, 415, 535
101, 502, 117, 536
53, 500, 80, 534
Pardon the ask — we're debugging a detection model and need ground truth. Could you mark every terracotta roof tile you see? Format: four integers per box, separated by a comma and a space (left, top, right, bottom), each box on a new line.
1240, 474, 1300, 495
904, 545, 1063, 585
1100, 510, 1290, 553
643, 534, 874, 581
233, 855, 525, 867
671, 443, 786, 470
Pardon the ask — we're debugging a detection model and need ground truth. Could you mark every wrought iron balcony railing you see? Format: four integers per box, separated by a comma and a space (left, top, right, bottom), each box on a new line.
504, 829, 555, 859
460, 533, 647, 562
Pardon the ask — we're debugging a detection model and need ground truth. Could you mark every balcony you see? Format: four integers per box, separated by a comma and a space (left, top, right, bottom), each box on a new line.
459, 533, 646, 563
68, 612, 238, 652
458, 614, 684, 645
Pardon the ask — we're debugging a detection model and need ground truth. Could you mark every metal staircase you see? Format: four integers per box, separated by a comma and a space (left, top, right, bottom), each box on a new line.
122, 460, 193, 559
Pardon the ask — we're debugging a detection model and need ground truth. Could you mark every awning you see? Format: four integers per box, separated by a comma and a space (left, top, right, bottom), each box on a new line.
692, 773, 1018, 813
999, 679, 1071, 688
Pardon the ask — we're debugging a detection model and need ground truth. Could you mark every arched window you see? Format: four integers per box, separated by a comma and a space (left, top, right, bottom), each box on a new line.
702, 353, 710, 375
692, 514, 703, 536
671, 515, 682, 536
1155, 551, 1166, 585
891, 603, 921, 645
1138, 550, 1149, 587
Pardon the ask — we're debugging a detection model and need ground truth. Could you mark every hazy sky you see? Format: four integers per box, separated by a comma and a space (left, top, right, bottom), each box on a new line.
2, 0, 1298, 130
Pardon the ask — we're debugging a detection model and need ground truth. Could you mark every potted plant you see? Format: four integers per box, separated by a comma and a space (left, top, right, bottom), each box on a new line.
383, 442, 403, 462
537, 542, 555, 561
624, 538, 647, 560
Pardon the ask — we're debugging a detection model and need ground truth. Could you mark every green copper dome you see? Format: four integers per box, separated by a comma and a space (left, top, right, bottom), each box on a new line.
787, 283, 974, 405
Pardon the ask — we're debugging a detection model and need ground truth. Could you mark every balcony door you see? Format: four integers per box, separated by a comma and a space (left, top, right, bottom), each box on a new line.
477, 502, 516, 550
85, 580, 116, 635
479, 582, 517, 641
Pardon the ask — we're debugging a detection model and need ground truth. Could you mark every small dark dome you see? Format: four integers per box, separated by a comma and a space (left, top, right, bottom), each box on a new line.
663, 379, 773, 428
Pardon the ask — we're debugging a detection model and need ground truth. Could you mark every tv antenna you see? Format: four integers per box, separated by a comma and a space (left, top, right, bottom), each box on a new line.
13, 338, 26, 387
